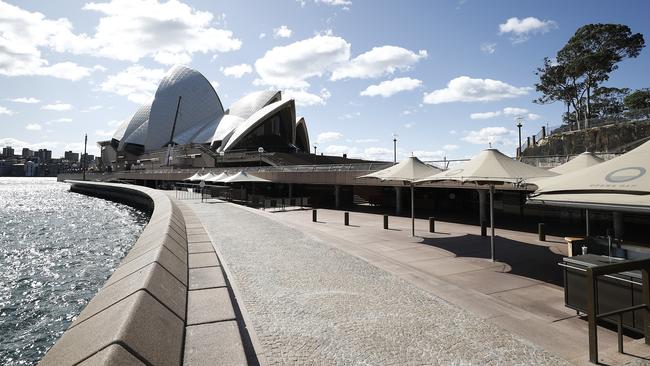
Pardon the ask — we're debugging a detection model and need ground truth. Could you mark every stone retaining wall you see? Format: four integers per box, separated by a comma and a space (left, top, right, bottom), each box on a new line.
39, 181, 189, 366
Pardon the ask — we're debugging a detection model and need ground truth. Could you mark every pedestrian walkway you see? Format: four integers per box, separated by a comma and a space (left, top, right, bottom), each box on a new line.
182, 199, 571, 365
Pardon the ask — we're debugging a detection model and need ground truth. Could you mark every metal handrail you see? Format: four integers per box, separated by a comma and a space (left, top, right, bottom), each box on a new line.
585, 258, 650, 363
558, 262, 643, 286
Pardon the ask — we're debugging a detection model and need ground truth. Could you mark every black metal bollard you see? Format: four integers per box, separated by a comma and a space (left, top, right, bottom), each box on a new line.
312, 209, 317, 222
383, 215, 389, 229
480, 221, 487, 237
344, 212, 350, 226
429, 217, 435, 233
538, 223, 546, 241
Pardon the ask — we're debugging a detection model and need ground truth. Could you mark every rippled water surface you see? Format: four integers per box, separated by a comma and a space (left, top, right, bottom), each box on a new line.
0, 178, 148, 365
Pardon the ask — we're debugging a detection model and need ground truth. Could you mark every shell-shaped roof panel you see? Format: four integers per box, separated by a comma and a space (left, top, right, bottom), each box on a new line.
144, 65, 225, 151
295, 117, 310, 151
122, 121, 148, 147
118, 104, 151, 151
211, 114, 245, 144
222, 99, 295, 152
111, 119, 129, 142
227, 90, 281, 120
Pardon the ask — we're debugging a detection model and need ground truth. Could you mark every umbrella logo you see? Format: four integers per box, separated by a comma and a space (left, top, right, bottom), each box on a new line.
445, 169, 463, 176
605, 167, 646, 183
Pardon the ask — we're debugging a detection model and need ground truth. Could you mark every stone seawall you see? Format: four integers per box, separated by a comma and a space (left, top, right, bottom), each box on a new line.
39, 181, 189, 366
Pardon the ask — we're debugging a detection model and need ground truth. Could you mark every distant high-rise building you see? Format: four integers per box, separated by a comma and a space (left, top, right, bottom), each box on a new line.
64, 151, 79, 163
22, 148, 34, 158
35, 149, 52, 163
2, 146, 14, 158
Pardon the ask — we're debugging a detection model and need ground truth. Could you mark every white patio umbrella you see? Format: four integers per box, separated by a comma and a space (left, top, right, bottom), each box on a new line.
197, 172, 217, 181
549, 151, 604, 174
221, 171, 270, 183
529, 140, 650, 213
416, 148, 558, 261
358, 156, 442, 236
205, 171, 230, 183
185, 170, 204, 181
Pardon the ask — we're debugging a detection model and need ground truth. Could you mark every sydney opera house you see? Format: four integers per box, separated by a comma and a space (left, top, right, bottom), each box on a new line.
100, 65, 316, 170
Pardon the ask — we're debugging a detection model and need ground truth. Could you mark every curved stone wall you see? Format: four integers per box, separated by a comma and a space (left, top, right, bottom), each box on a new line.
39, 181, 188, 366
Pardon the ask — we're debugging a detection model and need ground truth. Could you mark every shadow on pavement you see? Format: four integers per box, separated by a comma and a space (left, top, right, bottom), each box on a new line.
419, 234, 564, 286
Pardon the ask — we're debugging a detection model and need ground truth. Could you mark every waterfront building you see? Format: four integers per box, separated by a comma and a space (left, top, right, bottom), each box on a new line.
103, 65, 311, 171
64, 151, 79, 163
22, 148, 34, 158
2, 146, 14, 158
35, 149, 52, 163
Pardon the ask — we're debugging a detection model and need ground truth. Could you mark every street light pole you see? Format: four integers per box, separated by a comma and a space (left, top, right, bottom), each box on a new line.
82, 133, 87, 181
515, 117, 523, 160
313, 143, 318, 155
392, 133, 398, 164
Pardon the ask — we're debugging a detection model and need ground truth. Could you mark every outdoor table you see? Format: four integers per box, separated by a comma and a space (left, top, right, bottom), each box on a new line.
565, 236, 586, 257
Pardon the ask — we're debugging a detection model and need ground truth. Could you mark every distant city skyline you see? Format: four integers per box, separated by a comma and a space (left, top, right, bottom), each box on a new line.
1, 0, 649, 160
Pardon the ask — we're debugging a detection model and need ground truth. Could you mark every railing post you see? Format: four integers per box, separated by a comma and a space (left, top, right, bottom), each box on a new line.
429, 217, 435, 233
344, 212, 349, 226
587, 268, 599, 363
312, 209, 317, 222
643, 269, 650, 346
538, 223, 546, 241
383, 215, 389, 229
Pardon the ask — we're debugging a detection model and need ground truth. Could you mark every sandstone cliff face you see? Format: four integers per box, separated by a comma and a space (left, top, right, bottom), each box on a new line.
523, 119, 650, 156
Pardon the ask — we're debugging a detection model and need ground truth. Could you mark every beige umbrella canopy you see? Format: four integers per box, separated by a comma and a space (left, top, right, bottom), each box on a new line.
222, 171, 270, 183
358, 156, 442, 236
205, 172, 230, 183
185, 170, 205, 181
549, 151, 604, 174
529, 140, 650, 213
417, 148, 557, 261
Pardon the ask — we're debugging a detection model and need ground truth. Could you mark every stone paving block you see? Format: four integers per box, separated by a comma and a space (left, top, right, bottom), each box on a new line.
186, 227, 207, 235
124, 232, 187, 265
77, 344, 145, 366
187, 287, 235, 325
187, 233, 211, 243
188, 252, 220, 268
39, 291, 184, 366
72, 262, 186, 327
183, 321, 247, 366
107, 246, 187, 287
189, 267, 226, 290
188, 242, 213, 254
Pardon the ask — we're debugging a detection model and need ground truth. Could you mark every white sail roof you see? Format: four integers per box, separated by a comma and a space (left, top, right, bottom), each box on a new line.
549, 151, 604, 174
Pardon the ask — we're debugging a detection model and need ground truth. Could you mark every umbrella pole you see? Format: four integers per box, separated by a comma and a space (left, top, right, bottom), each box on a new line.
489, 184, 495, 262
411, 183, 415, 237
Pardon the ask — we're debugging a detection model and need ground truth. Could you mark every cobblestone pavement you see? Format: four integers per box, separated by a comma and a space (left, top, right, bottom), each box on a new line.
185, 200, 570, 365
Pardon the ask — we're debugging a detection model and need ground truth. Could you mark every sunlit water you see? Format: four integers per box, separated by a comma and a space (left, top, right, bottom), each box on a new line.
0, 178, 148, 365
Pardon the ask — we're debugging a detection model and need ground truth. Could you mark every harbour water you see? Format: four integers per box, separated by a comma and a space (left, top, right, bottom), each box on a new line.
0, 178, 148, 365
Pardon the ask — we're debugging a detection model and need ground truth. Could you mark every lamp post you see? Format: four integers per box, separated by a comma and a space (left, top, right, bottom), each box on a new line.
258, 147, 264, 167
82, 133, 87, 181
515, 116, 523, 160
313, 143, 318, 155
392, 133, 398, 164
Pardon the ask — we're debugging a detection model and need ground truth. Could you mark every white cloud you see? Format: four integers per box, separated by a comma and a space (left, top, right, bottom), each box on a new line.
77, 0, 242, 65
339, 112, 360, 120
317, 131, 343, 143
443, 144, 459, 151
316, 0, 352, 6
331, 46, 427, 80
0, 106, 14, 115
106, 119, 123, 127
499, 17, 557, 43
259, 32, 266, 39
423, 76, 531, 104
480, 42, 496, 54
404, 122, 415, 128
41, 103, 73, 111
470, 111, 501, 120
254, 35, 350, 88
0, 1, 100, 80
0, 137, 60, 153
273, 25, 293, 39
210, 80, 220, 91
412, 150, 446, 161
50, 118, 73, 123
8, 97, 40, 104
354, 138, 378, 143
99, 65, 166, 104
283, 88, 331, 107
26, 123, 42, 131
221, 64, 252, 78
95, 129, 114, 138
81, 105, 103, 112
470, 107, 541, 121
462, 126, 517, 146
360, 77, 422, 98
323, 144, 355, 156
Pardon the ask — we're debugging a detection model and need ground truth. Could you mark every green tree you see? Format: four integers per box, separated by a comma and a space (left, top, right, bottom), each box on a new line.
534, 58, 583, 130
590, 87, 629, 117
557, 24, 644, 128
624, 88, 650, 110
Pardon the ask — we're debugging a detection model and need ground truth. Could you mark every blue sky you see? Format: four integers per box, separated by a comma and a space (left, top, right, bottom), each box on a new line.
1, 0, 649, 160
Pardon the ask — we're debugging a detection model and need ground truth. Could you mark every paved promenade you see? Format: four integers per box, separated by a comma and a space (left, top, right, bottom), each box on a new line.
182, 199, 571, 365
